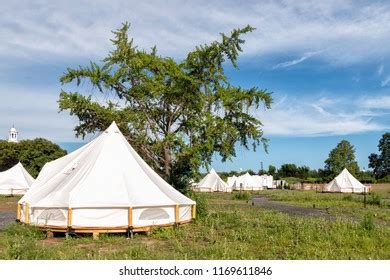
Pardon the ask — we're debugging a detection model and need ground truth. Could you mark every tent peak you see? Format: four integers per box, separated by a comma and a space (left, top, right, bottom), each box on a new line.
105, 121, 120, 133
340, 168, 351, 174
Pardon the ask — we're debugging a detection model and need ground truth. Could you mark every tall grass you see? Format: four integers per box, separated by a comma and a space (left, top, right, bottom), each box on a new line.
186, 191, 208, 218
0, 193, 389, 260
232, 191, 251, 201
260, 190, 389, 209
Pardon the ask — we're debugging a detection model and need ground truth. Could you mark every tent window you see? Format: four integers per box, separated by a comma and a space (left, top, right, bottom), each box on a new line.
139, 208, 169, 220
37, 209, 66, 222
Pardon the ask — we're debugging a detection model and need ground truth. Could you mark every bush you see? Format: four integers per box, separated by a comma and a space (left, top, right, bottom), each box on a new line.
377, 174, 390, 183
0, 139, 67, 177
360, 213, 375, 231
3, 223, 46, 259
232, 191, 251, 201
4, 223, 46, 239
186, 191, 208, 219
342, 194, 354, 201
367, 193, 383, 207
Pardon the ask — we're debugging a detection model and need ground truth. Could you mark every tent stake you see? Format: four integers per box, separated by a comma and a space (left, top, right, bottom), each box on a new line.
126, 227, 134, 239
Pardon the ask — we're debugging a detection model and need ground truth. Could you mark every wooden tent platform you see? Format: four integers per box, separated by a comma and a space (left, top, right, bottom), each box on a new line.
17, 204, 196, 239
20, 219, 192, 240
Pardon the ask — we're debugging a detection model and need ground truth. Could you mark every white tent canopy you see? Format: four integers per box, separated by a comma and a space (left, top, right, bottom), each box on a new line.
252, 175, 274, 189
324, 168, 368, 193
19, 122, 195, 231
228, 173, 273, 190
234, 172, 258, 190
194, 169, 231, 192
227, 175, 237, 189
0, 162, 34, 195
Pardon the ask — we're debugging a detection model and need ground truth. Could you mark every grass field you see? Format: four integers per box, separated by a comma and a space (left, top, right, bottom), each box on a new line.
0, 186, 389, 260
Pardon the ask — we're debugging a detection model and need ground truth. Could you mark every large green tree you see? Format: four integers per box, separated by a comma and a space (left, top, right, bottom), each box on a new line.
267, 165, 276, 176
324, 140, 359, 176
368, 132, 389, 179
0, 139, 67, 177
58, 23, 272, 189
278, 163, 302, 178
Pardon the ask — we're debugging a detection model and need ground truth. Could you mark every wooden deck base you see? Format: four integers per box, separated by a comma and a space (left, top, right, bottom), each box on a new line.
22, 219, 192, 239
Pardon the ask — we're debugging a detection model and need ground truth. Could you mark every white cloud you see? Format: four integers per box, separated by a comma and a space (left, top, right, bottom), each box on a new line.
359, 95, 390, 109
0, 85, 78, 142
0, 1, 390, 141
273, 51, 322, 69
378, 63, 384, 75
255, 94, 389, 136
0, 0, 390, 65
380, 76, 390, 87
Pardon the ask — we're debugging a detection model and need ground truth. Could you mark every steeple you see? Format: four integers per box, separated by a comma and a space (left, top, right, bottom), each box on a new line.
8, 125, 18, 143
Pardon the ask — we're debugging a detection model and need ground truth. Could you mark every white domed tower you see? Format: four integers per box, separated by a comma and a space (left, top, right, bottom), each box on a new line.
8, 125, 18, 143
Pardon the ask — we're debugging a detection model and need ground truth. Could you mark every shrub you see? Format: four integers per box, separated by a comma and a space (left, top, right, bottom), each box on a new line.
3, 223, 46, 259
360, 213, 375, 231
342, 194, 353, 201
186, 191, 208, 219
232, 191, 251, 201
4, 223, 45, 239
377, 174, 390, 183
367, 193, 383, 207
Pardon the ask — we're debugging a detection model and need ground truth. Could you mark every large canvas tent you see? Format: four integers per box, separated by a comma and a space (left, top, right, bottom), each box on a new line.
0, 162, 34, 195
324, 168, 368, 193
194, 169, 231, 192
18, 122, 196, 233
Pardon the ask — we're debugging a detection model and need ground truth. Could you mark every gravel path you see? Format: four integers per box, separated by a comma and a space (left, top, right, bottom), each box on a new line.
252, 196, 332, 218
0, 211, 15, 230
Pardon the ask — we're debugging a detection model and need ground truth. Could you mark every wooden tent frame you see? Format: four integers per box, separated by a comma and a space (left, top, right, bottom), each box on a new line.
16, 203, 196, 237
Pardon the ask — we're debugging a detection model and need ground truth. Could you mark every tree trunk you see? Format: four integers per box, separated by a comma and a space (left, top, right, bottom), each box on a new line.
163, 143, 172, 182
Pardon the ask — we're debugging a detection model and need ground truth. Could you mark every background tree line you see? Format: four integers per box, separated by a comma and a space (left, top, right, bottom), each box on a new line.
217, 134, 389, 184
0, 139, 66, 177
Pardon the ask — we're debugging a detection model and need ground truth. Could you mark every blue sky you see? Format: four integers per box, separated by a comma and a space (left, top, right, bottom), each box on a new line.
0, 0, 389, 171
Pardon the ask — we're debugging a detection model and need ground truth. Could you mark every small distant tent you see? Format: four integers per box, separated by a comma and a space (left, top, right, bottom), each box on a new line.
195, 169, 231, 192
0, 162, 34, 195
324, 168, 368, 193
274, 180, 288, 189
18, 122, 195, 232
251, 175, 264, 190
252, 175, 274, 189
227, 176, 237, 189
234, 172, 257, 191
264, 175, 275, 189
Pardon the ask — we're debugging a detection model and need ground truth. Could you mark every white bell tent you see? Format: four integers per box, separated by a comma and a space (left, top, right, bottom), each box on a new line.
324, 168, 368, 193
234, 172, 257, 191
194, 169, 231, 192
18, 122, 196, 232
227, 175, 237, 189
252, 175, 274, 189
0, 162, 34, 195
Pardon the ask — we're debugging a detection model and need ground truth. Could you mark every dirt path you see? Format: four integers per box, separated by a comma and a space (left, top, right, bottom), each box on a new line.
252, 196, 333, 218
252, 196, 390, 227
0, 211, 15, 230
